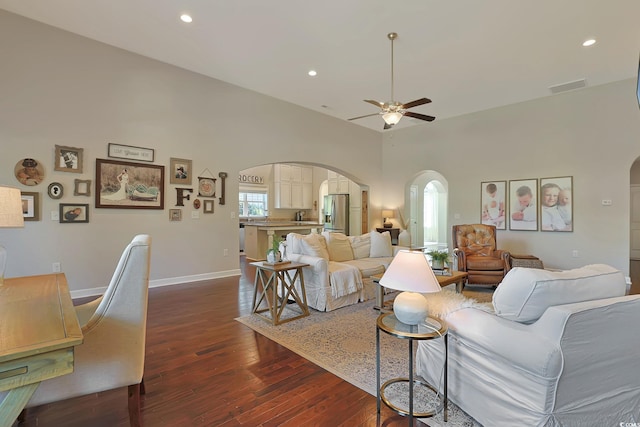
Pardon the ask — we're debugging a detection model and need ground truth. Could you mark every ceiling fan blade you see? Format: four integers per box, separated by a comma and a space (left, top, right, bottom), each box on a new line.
348, 112, 381, 121
404, 111, 436, 122
401, 98, 432, 109
364, 99, 384, 108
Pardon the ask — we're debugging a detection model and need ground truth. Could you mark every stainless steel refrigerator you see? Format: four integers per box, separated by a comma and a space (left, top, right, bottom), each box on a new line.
324, 194, 349, 234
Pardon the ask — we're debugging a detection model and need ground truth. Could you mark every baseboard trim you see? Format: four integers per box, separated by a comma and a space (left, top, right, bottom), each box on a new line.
70, 269, 242, 299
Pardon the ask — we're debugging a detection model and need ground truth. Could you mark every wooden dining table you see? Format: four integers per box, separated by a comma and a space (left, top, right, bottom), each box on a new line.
0, 273, 83, 427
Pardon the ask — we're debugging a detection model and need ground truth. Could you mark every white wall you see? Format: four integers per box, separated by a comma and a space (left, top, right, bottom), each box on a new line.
383, 79, 640, 272
0, 11, 382, 295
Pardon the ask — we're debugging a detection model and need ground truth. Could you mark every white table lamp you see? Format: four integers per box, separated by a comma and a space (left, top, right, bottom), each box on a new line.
0, 186, 25, 284
379, 250, 441, 325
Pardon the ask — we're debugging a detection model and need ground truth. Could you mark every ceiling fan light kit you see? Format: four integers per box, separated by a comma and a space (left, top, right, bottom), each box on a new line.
348, 32, 435, 130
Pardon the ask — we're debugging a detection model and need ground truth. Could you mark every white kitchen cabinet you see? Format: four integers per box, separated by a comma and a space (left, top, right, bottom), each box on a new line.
328, 170, 350, 194
274, 164, 312, 209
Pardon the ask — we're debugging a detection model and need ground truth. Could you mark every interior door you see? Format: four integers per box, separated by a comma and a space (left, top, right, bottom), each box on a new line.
631, 185, 640, 259
410, 185, 418, 247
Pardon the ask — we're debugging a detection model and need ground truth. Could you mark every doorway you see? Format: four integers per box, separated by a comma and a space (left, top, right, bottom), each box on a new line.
406, 171, 449, 250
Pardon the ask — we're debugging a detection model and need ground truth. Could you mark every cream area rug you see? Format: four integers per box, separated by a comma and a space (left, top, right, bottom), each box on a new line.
236, 289, 489, 426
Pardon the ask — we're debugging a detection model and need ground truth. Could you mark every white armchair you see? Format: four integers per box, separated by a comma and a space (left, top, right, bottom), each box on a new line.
21, 234, 152, 426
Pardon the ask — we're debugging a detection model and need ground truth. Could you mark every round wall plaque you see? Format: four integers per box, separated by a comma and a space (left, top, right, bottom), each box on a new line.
48, 182, 64, 199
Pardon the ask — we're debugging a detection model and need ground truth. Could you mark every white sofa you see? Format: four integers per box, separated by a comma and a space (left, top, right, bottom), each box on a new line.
285, 230, 403, 311
416, 264, 640, 426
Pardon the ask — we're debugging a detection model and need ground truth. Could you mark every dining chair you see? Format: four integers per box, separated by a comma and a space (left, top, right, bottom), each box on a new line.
19, 234, 152, 426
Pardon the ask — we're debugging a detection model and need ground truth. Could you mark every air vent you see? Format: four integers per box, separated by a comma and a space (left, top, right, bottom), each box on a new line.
549, 79, 587, 94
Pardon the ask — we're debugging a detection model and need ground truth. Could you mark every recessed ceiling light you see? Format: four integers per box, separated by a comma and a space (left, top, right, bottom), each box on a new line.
180, 14, 193, 23
582, 39, 596, 47
308, 70, 317, 77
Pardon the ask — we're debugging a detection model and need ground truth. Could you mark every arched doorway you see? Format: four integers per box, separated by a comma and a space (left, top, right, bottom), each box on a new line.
405, 171, 448, 250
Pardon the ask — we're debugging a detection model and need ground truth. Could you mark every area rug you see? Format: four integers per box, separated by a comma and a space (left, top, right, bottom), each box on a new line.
236, 290, 487, 426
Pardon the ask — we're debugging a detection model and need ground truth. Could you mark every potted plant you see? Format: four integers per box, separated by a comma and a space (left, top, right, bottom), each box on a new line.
427, 249, 449, 270
266, 236, 282, 263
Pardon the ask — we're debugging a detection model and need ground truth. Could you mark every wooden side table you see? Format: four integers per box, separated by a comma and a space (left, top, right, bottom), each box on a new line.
372, 270, 469, 310
250, 261, 310, 325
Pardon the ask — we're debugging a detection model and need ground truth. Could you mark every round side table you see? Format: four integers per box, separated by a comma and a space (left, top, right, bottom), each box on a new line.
376, 312, 448, 426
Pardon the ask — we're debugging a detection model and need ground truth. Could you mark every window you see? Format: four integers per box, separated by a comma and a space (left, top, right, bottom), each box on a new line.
239, 190, 268, 217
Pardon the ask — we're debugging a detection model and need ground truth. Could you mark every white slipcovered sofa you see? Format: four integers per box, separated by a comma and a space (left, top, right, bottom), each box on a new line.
285, 230, 403, 311
416, 264, 640, 426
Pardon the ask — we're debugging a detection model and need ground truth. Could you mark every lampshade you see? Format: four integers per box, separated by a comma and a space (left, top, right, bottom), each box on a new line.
382, 209, 394, 220
379, 250, 441, 324
382, 111, 402, 126
0, 186, 24, 285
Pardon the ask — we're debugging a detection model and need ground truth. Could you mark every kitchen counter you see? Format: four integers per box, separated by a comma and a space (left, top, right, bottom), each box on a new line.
243, 222, 323, 260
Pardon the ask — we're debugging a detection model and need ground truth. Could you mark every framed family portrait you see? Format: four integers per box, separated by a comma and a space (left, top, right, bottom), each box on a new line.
95, 158, 165, 209
509, 179, 538, 231
170, 158, 192, 185
20, 192, 40, 221
540, 176, 573, 232
480, 181, 506, 230
59, 203, 89, 223
54, 145, 83, 173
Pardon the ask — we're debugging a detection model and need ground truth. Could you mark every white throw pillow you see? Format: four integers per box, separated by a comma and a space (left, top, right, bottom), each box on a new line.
323, 232, 354, 262
286, 233, 304, 255
349, 233, 371, 259
493, 264, 626, 323
370, 230, 393, 258
299, 233, 330, 260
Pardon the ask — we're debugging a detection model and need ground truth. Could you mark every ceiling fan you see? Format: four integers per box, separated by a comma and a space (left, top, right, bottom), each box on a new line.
348, 32, 435, 130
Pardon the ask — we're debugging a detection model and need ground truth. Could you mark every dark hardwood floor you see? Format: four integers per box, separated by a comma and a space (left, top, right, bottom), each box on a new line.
18, 256, 412, 426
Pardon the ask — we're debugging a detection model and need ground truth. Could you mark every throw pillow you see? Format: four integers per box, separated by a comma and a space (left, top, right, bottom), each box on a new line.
493, 264, 626, 323
349, 233, 371, 259
324, 232, 354, 262
370, 230, 392, 258
286, 233, 304, 255
299, 233, 330, 260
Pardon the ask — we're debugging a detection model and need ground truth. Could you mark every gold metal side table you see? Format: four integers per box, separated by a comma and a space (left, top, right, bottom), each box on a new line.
376, 312, 448, 426
250, 261, 310, 325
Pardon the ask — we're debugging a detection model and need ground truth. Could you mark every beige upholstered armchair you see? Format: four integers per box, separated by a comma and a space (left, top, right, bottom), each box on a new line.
21, 234, 152, 426
452, 224, 510, 289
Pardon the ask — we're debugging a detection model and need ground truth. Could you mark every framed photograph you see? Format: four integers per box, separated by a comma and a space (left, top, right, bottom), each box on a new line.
480, 181, 506, 230
203, 199, 214, 214
170, 158, 192, 185
20, 192, 40, 221
54, 145, 83, 173
59, 203, 89, 223
96, 158, 164, 209
169, 209, 182, 221
540, 176, 573, 232
509, 179, 538, 231
74, 179, 92, 196
107, 143, 155, 162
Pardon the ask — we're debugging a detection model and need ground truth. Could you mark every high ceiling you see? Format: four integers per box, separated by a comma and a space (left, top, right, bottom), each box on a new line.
1, 1, 639, 132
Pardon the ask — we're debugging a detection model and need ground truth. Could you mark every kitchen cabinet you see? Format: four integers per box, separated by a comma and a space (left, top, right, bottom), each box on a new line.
274, 164, 313, 209
328, 170, 349, 194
